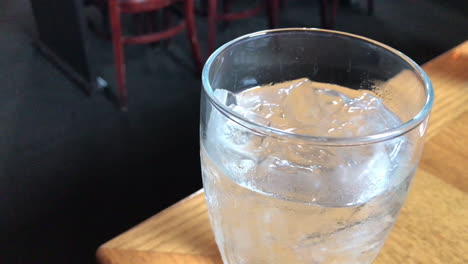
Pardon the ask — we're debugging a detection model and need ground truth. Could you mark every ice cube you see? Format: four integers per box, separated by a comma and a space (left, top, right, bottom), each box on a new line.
213, 89, 237, 107
207, 78, 407, 206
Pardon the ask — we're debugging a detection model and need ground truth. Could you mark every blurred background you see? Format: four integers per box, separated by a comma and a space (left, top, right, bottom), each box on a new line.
1, 0, 467, 263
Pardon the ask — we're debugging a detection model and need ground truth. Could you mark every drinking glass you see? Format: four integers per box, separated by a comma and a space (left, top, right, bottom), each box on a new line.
200, 28, 434, 264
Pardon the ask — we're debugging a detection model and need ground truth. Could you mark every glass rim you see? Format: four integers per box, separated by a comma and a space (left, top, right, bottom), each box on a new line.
202, 28, 434, 146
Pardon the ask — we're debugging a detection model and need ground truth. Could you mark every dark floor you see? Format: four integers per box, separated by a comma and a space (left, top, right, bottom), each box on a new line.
0, 0, 467, 263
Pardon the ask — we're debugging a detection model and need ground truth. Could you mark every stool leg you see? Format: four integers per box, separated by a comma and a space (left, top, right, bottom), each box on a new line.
267, 0, 279, 28
108, 0, 127, 109
319, 0, 337, 28
208, 0, 217, 55
185, 0, 203, 71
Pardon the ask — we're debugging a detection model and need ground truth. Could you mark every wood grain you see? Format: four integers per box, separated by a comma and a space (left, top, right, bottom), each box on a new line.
420, 112, 468, 192
97, 41, 468, 264
374, 169, 468, 264
422, 41, 468, 140
97, 190, 220, 264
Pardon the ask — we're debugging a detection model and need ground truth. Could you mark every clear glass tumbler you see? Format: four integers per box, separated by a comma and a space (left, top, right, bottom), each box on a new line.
200, 28, 433, 264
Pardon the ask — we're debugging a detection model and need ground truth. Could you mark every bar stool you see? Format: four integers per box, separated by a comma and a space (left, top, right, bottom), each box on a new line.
107, 0, 203, 109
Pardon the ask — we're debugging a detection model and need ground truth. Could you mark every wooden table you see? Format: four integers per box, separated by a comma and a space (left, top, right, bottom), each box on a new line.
97, 41, 468, 264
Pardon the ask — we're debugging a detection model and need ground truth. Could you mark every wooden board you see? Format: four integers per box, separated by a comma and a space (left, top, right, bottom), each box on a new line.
97, 41, 468, 264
